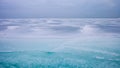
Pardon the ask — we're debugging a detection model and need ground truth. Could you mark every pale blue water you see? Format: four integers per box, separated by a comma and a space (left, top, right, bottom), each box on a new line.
0, 18, 120, 68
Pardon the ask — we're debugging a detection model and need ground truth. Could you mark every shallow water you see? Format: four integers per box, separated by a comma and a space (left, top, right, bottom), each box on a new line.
0, 50, 120, 68
0, 18, 120, 68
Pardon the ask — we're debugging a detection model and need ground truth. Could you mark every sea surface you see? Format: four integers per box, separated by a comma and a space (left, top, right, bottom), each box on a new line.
0, 18, 120, 68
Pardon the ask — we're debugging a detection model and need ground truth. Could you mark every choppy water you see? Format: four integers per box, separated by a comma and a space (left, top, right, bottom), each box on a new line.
0, 18, 120, 68
0, 51, 120, 68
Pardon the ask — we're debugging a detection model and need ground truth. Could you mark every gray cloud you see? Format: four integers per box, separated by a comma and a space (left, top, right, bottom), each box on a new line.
0, 0, 120, 18
0, 19, 120, 38
97, 25, 120, 33
49, 26, 80, 33
0, 25, 7, 31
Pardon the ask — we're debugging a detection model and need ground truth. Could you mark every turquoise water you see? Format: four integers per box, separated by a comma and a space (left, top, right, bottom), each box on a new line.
0, 19, 120, 68
0, 50, 120, 68
0, 38, 120, 68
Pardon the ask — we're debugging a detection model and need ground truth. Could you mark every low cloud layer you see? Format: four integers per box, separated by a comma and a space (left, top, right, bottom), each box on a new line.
0, 18, 120, 38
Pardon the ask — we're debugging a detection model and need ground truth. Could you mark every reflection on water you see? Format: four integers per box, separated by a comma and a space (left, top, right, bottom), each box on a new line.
0, 18, 120, 68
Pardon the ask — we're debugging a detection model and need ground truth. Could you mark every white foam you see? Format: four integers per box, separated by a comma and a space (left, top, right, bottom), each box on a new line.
95, 56, 104, 59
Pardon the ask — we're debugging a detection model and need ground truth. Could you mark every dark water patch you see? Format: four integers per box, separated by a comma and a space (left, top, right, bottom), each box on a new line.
45, 52, 55, 55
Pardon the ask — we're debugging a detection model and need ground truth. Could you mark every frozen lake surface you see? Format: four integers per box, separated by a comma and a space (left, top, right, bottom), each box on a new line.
0, 18, 120, 68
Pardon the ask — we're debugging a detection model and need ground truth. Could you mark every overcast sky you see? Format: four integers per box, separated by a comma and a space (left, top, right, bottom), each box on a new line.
0, 0, 120, 18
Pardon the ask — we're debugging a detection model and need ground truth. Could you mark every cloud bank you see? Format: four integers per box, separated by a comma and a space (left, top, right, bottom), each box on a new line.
0, 18, 120, 38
